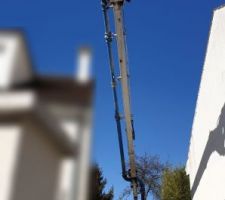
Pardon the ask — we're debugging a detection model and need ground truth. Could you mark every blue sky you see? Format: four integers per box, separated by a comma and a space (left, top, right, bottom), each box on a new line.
1, 0, 225, 199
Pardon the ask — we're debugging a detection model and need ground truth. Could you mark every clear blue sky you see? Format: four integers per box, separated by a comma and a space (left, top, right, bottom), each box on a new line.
1, 0, 225, 199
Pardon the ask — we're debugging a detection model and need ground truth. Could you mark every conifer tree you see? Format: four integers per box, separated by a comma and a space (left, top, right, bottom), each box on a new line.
88, 164, 114, 200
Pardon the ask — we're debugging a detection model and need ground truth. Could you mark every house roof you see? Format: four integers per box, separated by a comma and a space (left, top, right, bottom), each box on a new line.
0, 76, 94, 156
14, 76, 94, 106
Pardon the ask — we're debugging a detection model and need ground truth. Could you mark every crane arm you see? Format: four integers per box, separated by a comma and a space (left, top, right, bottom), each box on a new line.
101, 1, 146, 199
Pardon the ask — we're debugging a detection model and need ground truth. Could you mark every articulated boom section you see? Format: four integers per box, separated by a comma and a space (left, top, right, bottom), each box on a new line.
101, 0, 145, 200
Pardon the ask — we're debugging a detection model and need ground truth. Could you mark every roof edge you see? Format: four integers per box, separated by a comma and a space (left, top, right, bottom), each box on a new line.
214, 4, 225, 12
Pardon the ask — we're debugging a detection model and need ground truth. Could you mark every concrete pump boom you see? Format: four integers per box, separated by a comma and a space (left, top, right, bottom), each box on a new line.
101, 0, 145, 200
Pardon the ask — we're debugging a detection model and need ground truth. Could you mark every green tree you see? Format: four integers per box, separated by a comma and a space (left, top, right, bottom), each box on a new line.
88, 164, 114, 200
161, 167, 191, 200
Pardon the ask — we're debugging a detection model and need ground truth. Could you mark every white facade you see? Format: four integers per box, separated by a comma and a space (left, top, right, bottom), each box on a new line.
186, 5, 225, 200
0, 30, 93, 200
0, 125, 22, 200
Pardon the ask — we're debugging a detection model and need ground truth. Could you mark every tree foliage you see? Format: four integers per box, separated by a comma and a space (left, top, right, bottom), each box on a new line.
161, 167, 191, 200
88, 164, 114, 200
119, 153, 167, 200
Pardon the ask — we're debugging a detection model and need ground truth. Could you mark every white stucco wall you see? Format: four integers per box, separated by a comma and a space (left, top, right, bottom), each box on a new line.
76, 110, 92, 200
45, 103, 93, 200
10, 119, 63, 200
186, 5, 225, 200
0, 125, 22, 200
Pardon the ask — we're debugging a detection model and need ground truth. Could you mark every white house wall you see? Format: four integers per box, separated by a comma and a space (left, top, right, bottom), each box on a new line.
76, 109, 92, 200
0, 125, 22, 200
0, 91, 36, 112
10, 119, 62, 200
186, 6, 225, 200
46, 103, 93, 200
56, 159, 78, 200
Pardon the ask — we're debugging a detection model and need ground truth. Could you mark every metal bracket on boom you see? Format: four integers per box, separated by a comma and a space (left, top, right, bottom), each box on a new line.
104, 32, 113, 42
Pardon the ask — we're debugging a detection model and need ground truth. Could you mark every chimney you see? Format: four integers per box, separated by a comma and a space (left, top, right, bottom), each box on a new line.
0, 30, 32, 90
76, 47, 92, 83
